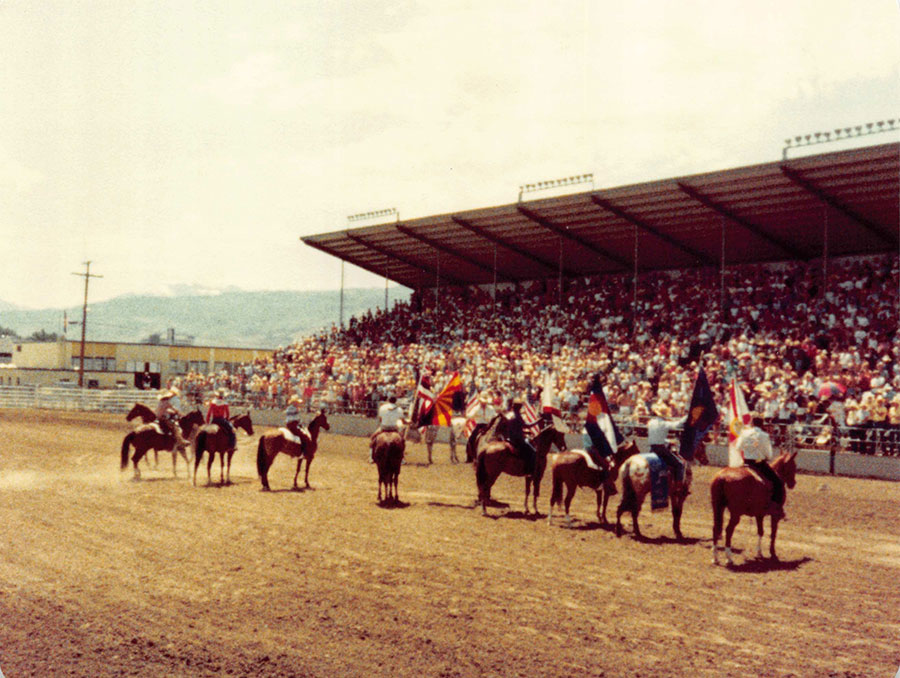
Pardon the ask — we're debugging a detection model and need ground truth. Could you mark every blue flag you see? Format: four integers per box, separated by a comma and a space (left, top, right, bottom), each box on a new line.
679, 367, 719, 460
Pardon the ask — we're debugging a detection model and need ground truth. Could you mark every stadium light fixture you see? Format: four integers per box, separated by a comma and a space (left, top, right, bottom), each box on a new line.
347, 207, 399, 224
518, 173, 594, 202
782, 118, 898, 159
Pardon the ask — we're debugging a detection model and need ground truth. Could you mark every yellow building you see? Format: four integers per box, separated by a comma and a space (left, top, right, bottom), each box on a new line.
0, 338, 269, 389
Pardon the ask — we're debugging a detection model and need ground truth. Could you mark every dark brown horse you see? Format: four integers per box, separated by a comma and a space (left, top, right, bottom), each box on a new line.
125, 402, 156, 424
192, 413, 254, 486
120, 410, 204, 480
711, 451, 798, 565
372, 426, 405, 505
547, 439, 640, 526
474, 423, 567, 516
255, 411, 329, 491
615, 443, 709, 540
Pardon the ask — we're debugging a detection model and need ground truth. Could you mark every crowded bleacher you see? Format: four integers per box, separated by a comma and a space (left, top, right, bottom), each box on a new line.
171, 253, 899, 455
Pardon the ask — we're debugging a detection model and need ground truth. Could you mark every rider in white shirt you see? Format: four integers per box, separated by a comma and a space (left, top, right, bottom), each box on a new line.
735, 417, 785, 518
370, 395, 405, 461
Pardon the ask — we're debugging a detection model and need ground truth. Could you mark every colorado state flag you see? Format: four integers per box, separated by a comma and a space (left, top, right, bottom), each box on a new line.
585, 374, 623, 458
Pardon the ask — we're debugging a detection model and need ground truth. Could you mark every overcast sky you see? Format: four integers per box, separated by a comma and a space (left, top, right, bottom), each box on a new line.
1, 0, 898, 309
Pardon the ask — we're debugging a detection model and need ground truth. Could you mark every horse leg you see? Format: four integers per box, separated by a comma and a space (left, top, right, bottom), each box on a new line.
755, 515, 765, 559
218, 452, 225, 485
601, 489, 610, 526
563, 484, 577, 526
595, 489, 604, 525
769, 516, 780, 561
672, 497, 684, 541
304, 456, 312, 488
226, 450, 234, 485
293, 458, 302, 490
524, 477, 531, 514
206, 451, 214, 486
724, 514, 741, 566
171, 450, 178, 478
132, 448, 145, 481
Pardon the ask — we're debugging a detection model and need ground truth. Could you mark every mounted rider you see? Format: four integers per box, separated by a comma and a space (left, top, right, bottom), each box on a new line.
507, 396, 541, 474
206, 388, 236, 450
285, 394, 305, 439
155, 387, 185, 448
735, 415, 785, 519
646, 401, 688, 483
370, 394, 405, 462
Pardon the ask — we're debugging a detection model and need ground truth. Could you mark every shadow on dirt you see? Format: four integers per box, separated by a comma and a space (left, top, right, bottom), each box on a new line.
725, 556, 813, 573
377, 499, 410, 509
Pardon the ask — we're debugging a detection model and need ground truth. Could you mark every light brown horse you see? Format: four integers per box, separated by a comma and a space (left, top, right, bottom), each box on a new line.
547, 439, 640, 527
711, 451, 798, 565
192, 413, 254, 486
372, 426, 405, 505
474, 423, 567, 516
615, 443, 709, 541
120, 410, 204, 480
255, 411, 329, 491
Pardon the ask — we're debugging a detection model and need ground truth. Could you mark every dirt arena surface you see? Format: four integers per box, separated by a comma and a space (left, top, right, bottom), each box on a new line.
0, 409, 897, 677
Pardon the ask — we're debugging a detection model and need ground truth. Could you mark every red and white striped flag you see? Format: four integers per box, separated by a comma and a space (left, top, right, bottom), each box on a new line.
463, 393, 480, 438
522, 399, 542, 437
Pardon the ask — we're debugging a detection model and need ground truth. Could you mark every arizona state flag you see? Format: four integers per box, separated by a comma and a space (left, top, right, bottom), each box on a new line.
418, 372, 463, 427
585, 374, 623, 458
679, 367, 719, 461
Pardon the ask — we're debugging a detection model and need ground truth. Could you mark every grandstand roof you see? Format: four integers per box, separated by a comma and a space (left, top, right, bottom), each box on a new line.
302, 142, 900, 290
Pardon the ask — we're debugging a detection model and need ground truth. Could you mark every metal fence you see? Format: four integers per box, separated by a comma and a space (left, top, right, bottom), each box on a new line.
2, 386, 897, 457
0, 386, 158, 413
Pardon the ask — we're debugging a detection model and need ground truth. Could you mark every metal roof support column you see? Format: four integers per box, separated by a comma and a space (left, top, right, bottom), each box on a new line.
822, 205, 829, 299
435, 251, 441, 315
632, 224, 639, 338
720, 217, 726, 331
384, 278, 389, 313
340, 261, 345, 329
492, 242, 498, 305
558, 235, 564, 330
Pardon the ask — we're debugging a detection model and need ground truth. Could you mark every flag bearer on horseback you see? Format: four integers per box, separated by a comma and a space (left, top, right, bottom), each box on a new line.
735, 416, 785, 519
206, 388, 236, 451
370, 394, 405, 462
155, 387, 185, 448
647, 401, 688, 483
508, 396, 541, 474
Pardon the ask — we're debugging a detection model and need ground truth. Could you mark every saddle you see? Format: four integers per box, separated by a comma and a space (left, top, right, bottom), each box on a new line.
280, 427, 309, 445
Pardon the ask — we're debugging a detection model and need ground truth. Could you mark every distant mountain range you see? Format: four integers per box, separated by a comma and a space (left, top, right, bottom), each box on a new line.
0, 288, 410, 348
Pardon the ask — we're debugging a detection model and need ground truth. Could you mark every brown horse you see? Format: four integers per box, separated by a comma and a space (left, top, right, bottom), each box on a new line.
255, 411, 330, 491
615, 443, 709, 540
547, 439, 640, 527
125, 402, 156, 424
372, 427, 405, 505
120, 410, 204, 480
710, 452, 798, 565
192, 413, 255, 486
474, 423, 567, 516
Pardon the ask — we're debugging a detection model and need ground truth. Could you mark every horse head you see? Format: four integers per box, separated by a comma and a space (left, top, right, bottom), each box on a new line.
774, 451, 798, 488
692, 441, 710, 466
126, 402, 154, 423
310, 410, 330, 437
533, 425, 567, 455
232, 412, 254, 436
180, 409, 204, 436
613, 439, 640, 469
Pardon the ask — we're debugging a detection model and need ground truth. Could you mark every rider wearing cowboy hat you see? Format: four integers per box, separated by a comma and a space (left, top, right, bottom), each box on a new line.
646, 400, 688, 483
285, 394, 304, 438
370, 394, 405, 462
507, 396, 540, 475
735, 415, 785, 519
206, 388, 236, 450
155, 387, 185, 446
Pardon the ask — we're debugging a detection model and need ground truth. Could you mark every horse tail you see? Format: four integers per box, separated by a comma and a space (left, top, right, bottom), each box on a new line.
619, 462, 637, 514
194, 430, 207, 463
256, 436, 268, 478
475, 451, 489, 494
549, 459, 563, 507
710, 474, 727, 542
120, 431, 135, 469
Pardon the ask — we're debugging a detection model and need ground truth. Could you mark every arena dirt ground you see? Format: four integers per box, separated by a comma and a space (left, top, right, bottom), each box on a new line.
0, 409, 897, 677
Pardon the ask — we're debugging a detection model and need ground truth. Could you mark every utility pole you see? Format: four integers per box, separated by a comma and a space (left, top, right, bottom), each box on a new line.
71, 261, 102, 388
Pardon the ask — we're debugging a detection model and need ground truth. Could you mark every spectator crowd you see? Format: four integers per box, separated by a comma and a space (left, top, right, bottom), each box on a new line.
168, 254, 899, 456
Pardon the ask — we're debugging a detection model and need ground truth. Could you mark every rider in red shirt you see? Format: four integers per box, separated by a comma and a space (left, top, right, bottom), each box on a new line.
206, 389, 235, 449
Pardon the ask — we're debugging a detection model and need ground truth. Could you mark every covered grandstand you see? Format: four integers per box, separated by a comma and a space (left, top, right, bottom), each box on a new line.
302, 142, 898, 293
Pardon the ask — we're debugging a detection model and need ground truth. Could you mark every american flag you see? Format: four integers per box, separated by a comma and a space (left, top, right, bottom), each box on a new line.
522, 399, 542, 437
